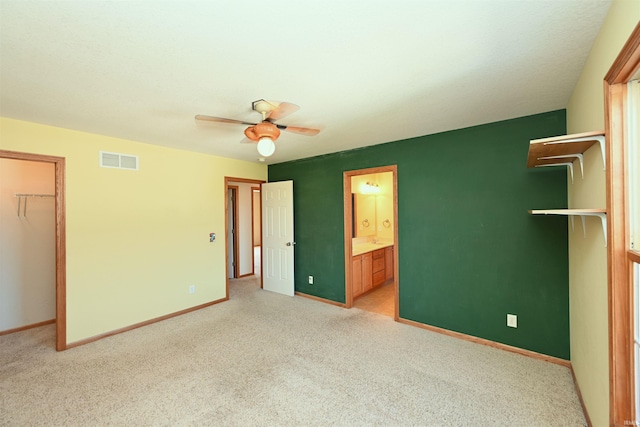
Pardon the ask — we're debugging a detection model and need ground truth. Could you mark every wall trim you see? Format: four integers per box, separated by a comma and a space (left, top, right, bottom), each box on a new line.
604, 21, 640, 426
571, 365, 593, 427
0, 319, 56, 337
397, 317, 571, 367
295, 291, 347, 308
66, 297, 228, 349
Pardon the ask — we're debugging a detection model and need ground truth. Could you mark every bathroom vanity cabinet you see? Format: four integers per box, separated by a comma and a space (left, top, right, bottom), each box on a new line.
352, 246, 393, 298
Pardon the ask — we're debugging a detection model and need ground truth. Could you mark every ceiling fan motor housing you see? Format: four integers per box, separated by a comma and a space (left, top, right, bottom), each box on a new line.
244, 122, 281, 142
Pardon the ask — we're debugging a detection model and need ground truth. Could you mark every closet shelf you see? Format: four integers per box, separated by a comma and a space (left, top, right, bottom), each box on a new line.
14, 193, 54, 218
15, 193, 55, 198
527, 131, 605, 181
529, 209, 607, 246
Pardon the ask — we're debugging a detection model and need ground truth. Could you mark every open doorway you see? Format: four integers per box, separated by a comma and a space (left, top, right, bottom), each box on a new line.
343, 166, 399, 319
0, 149, 66, 351
224, 177, 265, 296
252, 186, 261, 278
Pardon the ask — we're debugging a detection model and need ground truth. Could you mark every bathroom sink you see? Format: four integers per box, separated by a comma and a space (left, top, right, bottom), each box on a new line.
352, 241, 393, 256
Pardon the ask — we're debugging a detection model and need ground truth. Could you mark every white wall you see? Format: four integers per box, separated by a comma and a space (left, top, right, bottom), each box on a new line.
0, 158, 55, 331
252, 188, 261, 246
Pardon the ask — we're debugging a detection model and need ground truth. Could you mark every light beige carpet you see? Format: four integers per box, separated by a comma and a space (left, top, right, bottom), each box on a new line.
1, 276, 586, 426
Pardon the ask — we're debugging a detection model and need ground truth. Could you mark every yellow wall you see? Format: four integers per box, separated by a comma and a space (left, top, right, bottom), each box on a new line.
0, 117, 267, 343
565, 1, 639, 426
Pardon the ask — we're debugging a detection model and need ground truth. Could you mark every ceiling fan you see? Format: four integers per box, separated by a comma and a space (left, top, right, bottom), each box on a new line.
195, 99, 320, 158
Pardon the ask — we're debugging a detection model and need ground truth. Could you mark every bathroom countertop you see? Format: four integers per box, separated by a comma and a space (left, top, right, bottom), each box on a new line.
352, 242, 394, 256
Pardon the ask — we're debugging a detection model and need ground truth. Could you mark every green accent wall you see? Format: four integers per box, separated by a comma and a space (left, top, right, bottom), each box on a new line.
269, 110, 569, 359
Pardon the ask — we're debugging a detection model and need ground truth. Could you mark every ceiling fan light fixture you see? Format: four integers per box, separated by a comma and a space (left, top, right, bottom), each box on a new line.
196, 100, 320, 158
257, 137, 276, 157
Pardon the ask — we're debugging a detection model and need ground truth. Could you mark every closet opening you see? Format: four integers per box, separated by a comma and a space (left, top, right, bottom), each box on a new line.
0, 149, 66, 351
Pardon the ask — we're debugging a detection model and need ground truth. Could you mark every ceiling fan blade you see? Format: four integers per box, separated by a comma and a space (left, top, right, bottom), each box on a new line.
195, 115, 256, 126
267, 102, 300, 121
277, 124, 321, 136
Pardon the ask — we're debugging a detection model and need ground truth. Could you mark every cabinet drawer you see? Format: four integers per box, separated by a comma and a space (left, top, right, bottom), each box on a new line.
372, 258, 385, 273
373, 248, 385, 259
373, 270, 386, 287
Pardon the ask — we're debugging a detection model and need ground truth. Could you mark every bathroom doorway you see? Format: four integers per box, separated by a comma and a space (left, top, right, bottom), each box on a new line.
343, 165, 398, 319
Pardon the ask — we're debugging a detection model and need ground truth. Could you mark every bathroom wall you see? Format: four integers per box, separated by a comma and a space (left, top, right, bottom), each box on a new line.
351, 172, 394, 240
0, 158, 56, 331
375, 172, 394, 241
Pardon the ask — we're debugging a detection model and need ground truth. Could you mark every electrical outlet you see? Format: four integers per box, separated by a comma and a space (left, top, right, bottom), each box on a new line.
189, 285, 196, 294
308, 276, 314, 285
507, 314, 517, 328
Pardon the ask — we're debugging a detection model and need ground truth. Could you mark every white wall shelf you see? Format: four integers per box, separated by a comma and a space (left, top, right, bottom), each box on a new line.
527, 131, 606, 182
529, 209, 607, 246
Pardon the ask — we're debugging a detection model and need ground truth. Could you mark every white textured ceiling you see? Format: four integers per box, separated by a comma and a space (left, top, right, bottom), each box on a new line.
0, 1, 612, 164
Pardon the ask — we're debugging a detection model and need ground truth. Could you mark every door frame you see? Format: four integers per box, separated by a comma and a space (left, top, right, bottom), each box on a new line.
343, 165, 399, 319
227, 185, 239, 279
0, 149, 66, 351
224, 177, 265, 296
604, 22, 640, 426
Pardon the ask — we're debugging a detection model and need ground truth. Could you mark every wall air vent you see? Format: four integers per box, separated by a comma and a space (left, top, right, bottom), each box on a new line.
100, 151, 139, 170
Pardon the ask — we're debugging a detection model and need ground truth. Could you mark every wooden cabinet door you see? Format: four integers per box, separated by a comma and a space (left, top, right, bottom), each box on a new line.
385, 246, 394, 281
372, 257, 385, 273
373, 270, 386, 287
352, 256, 363, 297
362, 252, 373, 292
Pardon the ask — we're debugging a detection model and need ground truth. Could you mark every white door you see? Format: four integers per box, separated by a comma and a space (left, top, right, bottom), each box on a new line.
262, 180, 295, 296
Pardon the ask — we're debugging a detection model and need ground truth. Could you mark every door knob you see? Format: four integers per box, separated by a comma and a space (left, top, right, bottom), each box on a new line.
286, 241, 296, 246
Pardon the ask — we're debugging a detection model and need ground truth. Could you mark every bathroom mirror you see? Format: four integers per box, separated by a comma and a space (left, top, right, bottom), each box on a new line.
353, 193, 376, 238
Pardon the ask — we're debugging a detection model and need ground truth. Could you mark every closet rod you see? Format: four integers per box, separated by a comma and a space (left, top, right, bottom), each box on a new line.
14, 193, 55, 218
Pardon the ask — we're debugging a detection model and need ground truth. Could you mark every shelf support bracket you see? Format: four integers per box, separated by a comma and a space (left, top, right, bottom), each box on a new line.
537, 154, 584, 181
535, 162, 575, 182
530, 209, 608, 247
576, 213, 607, 247
544, 135, 606, 170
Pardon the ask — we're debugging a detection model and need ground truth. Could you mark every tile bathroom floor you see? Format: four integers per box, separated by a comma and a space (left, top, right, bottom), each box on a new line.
353, 281, 395, 317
